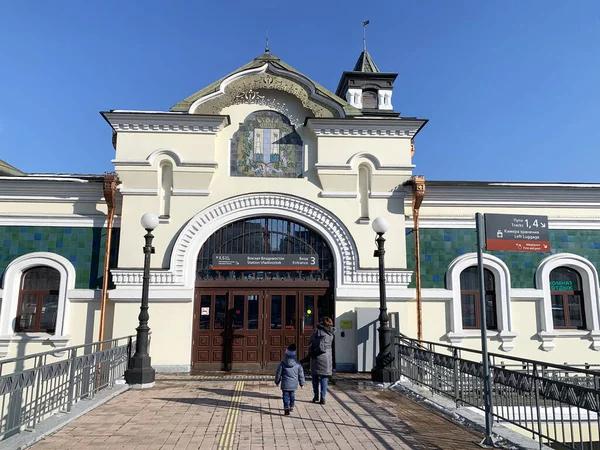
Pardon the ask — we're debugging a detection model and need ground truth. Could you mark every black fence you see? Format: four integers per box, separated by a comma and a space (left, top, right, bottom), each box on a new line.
395, 335, 600, 450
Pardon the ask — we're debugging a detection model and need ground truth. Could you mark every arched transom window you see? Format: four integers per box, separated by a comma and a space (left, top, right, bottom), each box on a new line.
196, 216, 333, 282
460, 267, 498, 330
550, 267, 586, 329
17, 266, 60, 333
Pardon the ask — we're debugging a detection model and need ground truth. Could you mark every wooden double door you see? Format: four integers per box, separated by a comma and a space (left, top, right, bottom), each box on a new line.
193, 288, 333, 370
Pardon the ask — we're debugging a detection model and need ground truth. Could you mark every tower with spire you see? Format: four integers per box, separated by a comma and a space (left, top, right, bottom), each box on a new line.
335, 21, 399, 117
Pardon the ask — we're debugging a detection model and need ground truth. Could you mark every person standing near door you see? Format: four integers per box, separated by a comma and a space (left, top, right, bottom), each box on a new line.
308, 316, 335, 405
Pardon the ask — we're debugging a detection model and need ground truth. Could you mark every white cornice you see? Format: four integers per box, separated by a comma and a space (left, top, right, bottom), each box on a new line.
318, 191, 357, 198
112, 159, 218, 169
117, 188, 158, 196
0, 213, 119, 228
314, 164, 352, 171
0, 176, 91, 183
419, 185, 600, 208
0, 182, 104, 203
102, 112, 230, 134
370, 191, 405, 199
407, 217, 600, 230
306, 118, 425, 138
314, 163, 414, 172
172, 189, 210, 196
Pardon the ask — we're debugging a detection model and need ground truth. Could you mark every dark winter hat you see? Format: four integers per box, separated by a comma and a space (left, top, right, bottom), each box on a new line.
287, 343, 297, 352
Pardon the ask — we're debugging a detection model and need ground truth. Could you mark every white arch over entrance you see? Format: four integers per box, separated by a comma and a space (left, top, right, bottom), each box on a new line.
170, 193, 357, 291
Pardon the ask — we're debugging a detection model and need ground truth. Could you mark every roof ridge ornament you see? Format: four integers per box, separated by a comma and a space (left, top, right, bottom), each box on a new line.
265, 30, 270, 53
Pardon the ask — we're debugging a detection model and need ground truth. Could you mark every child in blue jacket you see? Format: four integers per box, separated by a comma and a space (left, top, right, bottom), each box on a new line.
274, 344, 305, 415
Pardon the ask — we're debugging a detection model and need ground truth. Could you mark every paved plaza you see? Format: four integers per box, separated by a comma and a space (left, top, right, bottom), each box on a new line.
28, 374, 486, 450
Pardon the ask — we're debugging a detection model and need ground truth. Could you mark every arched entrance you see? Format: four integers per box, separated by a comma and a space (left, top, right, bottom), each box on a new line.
192, 216, 334, 370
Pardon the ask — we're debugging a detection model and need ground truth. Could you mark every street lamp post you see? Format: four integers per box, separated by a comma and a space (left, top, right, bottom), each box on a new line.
125, 212, 159, 388
371, 217, 400, 383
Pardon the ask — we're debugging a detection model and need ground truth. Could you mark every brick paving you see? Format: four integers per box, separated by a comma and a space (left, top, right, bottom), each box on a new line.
28, 373, 485, 450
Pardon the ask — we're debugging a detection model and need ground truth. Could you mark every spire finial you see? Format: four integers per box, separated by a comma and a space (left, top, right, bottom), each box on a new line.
362, 20, 370, 52
265, 30, 270, 53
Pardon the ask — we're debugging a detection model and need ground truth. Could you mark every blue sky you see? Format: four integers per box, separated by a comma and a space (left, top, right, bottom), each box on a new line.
1, 1, 599, 181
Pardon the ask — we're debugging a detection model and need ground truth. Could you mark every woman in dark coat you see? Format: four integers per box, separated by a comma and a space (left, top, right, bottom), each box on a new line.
308, 316, 335, 405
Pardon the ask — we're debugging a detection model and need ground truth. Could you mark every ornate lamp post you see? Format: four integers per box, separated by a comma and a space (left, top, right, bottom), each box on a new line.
125, 212, 159, 388
371, 217, 400, 383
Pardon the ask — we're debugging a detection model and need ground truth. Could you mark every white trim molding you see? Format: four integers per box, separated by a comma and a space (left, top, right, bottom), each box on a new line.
0, 252, 76, 357
535, 253, 600, 351
306, 118, 425, 138
445, 253, 516, 351
117, 188, 158, 196
171, 189, 211, 197
111, 193, 413, 298
102, 111, 230, 134
0, 213, 119, 228
318, 191, 357, 199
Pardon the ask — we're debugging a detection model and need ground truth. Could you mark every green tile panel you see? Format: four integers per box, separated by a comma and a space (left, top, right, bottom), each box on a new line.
405, 228, 600, 289
0, 226, 120, 289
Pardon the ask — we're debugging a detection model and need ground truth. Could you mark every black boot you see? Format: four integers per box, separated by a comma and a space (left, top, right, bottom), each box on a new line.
284, 408, 290, 416
312, 396, 319, 403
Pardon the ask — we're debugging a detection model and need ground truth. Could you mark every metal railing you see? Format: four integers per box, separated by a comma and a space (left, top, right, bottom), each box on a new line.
0, 335, 136, 440
395, 335, 600, 450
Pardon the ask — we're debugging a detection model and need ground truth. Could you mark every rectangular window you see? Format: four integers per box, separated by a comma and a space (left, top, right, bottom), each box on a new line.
551, 295, 566, 327
317, 295, 330, 324
232, 295, 244, 329
285, 295, 296, 329
40, 294, 58, 333
248, 295, 259, 330
485, 294, 497, 330
271, 295, 282, 329
303, 295, 315, 330
19, 294, 37, 331
214, 294, 227, 330
199, 295, 211, 330
461, 294, 477, 328
568, 295, 584, 328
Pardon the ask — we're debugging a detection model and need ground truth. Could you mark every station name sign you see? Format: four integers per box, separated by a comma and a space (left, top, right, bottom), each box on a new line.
484, 214, 551, 253
212, 254, 319, 271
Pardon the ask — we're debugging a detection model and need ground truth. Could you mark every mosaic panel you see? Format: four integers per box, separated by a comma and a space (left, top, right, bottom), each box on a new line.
0, 226, 120, 289
405, 229, 600, 289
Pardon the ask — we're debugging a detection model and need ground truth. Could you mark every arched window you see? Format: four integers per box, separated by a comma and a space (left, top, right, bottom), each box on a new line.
16, 266, 60, 333
460, 267, 498, 330
196, 216, 333, 282
358, 164, 371, 220
549, 267, 586, 329
362, 90, 378, 109
159, 160, 173, 218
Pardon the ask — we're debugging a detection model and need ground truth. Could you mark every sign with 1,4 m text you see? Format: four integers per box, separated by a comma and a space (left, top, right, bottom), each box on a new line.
212, 254, 319, 271
484, 214, 551, 253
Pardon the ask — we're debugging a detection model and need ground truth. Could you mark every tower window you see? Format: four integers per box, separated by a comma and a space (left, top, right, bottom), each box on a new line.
362, 90, 378, 109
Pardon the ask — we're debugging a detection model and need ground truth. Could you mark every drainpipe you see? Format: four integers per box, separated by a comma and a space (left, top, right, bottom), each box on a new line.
411, 175, 426, 342
99, 173, 118, 344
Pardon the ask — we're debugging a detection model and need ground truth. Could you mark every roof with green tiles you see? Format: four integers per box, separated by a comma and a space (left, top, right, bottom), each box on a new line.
0, 159, 24, 176
353, 50, 380, 73
170, 51, 361, 116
